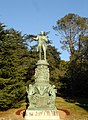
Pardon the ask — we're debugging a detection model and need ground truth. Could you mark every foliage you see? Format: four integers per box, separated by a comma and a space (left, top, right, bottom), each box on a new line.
53, 13, 88, 61
54, 13, 88, 98
47, 45, 61, 87
0, 23, 30, 110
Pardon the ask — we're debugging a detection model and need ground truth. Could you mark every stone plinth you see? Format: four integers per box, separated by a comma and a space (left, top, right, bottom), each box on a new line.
26, 60, 57, 110
25, 110, 60, 120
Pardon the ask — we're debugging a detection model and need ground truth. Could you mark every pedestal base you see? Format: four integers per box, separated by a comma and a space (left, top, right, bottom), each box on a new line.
25, 110, 60, 120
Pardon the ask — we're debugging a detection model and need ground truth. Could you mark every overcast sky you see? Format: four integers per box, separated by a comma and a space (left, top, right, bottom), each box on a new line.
0, 0, 88, 60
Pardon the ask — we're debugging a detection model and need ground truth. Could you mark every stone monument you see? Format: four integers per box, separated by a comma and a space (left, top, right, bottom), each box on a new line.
25, 32, 60, 120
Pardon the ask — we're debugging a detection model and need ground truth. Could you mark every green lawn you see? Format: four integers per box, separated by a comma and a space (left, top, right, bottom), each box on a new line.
56, 97, 88, 120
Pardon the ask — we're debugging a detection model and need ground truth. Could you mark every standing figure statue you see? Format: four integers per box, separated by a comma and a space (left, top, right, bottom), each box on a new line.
33, 31, 48, 60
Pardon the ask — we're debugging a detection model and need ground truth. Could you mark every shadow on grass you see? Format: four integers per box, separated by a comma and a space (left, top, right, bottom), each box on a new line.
64, 97, 88, 112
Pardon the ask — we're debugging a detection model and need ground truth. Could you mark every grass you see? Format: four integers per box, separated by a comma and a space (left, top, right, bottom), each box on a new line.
56, 97, 88, 120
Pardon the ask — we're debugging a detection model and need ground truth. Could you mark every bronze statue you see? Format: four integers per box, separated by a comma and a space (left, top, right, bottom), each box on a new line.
32, 31, 48, 60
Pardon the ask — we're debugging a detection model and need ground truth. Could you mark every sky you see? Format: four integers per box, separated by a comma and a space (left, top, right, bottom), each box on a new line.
0, 0, 88, 60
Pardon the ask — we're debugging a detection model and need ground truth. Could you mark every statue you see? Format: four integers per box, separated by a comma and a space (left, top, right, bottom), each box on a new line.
26, 84, 36, 108
25, 31, 60, 120
32, 31, 48, 60
48, 85, 57, 108
25, 31, 57, 111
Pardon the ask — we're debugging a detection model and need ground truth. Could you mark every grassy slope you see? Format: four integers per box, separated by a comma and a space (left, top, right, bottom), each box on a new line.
56, 97, 88, 120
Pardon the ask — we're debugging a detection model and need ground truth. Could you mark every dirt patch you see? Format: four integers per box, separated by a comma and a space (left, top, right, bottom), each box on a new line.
57, 108, 70, 115
0, 108, 24, 120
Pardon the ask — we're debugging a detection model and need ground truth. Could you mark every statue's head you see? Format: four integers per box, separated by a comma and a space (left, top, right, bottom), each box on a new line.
40, 31, 45, 35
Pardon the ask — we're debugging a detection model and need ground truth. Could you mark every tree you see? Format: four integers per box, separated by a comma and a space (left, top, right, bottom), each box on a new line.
0, 23, 30, 110
53, 14, 88, 98
53, 13, 88, 61
79, 36, 88, 62
47, 45, 60, 83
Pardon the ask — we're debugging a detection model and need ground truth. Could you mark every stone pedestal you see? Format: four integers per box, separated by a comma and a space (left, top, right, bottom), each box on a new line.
25, 110, 60, 120
25, 60, 60, 119
26, 60, 57, 110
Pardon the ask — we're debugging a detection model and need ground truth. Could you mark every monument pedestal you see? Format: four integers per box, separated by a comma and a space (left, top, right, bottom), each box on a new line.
25, 110, 60, 120
25, 60, 60, 119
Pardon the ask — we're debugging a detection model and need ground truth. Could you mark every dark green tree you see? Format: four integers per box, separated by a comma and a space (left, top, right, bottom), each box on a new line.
0, 23, 30, 110
47, 45, 60, 86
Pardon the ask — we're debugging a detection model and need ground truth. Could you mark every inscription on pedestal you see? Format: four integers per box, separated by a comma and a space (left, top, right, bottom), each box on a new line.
25, 110, 60, 120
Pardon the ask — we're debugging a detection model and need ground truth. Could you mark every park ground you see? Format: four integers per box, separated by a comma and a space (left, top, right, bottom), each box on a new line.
0, 97, 88, 120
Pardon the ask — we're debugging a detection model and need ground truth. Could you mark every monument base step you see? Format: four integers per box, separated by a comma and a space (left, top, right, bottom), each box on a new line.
24, 109, 60, 120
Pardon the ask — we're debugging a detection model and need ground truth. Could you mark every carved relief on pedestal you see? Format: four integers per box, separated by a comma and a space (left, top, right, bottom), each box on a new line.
26, 83, 57, 110
35, 60, 49, 83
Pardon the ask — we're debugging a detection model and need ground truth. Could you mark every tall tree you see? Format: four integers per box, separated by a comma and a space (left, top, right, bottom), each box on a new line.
53, 13, 88, 61
0, 23, 30, 110
53, 14, 88, 98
